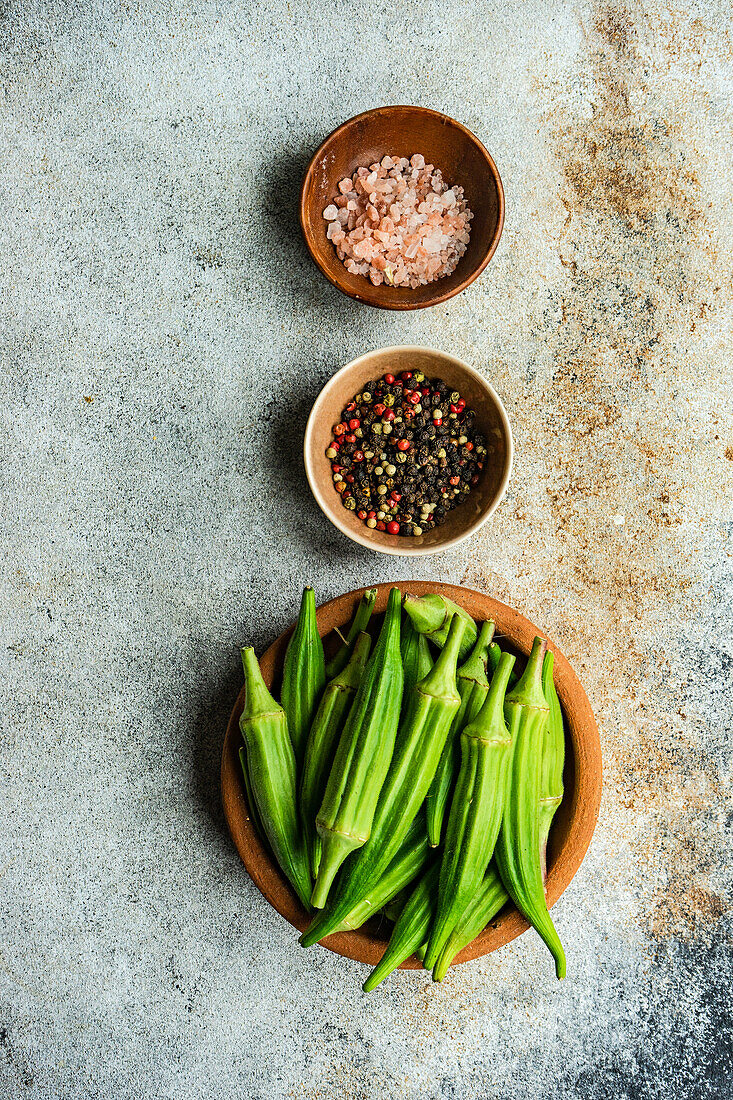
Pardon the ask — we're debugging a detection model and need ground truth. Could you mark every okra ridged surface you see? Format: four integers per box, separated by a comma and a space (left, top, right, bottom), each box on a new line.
324, 589, 377, 680
426, 619, 496, 848
424, 650, 515, 972
300, 613, 464, 948
311, 588, 404, 909
363, 862, 441, 993
300, 632, 371, 881
281, 587, 326, 769
239, 647, 312, 910
495, 637, 567, 979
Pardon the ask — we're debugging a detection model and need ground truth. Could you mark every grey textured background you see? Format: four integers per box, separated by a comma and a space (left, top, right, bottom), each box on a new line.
1, 1, 732, 1097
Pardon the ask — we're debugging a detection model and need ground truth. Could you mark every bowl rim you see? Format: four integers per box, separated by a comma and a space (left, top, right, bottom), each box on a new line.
303, 345, 514, 557
221, 581, 603, 972
299, 104, 506, 310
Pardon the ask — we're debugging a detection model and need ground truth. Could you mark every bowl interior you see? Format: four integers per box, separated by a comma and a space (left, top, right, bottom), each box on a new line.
300, 106, 504, 309
304, 346, 512, 556
221, 582, 602, 971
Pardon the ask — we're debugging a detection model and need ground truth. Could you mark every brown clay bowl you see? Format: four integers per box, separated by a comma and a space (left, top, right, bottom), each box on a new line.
221, 582, 602, 973
299, 106, 504, 309
304, 345, 513, 556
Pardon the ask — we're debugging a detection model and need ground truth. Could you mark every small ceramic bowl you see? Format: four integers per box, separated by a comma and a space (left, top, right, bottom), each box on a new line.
300, 105, 504, 310
221, 582, 602, 972
304, 345, 513, 556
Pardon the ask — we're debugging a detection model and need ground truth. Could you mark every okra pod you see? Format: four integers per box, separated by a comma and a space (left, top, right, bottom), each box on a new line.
325, 589, 377, 679
426, 620, 496, 847
333, 816, 429, 933
424, 651, 515, 971
311, 588, 403, 909
400, 617, 433, 718
363, 863, 441, 992
402, 593, 477, 660
300, 632, 371, 880
300, 614, 464, 947
281, 587, 326, 768
239, 647, 312, 910
495, 637, 566, 978
239, 745, 266, 843
431, 862, 509, 982
540, 650, 565, 884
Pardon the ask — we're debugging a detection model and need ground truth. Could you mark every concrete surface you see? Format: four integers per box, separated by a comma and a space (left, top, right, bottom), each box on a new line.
1, 1, 732, 1097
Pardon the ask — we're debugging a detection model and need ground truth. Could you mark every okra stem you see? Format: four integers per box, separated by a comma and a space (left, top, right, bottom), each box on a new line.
402, 593, 477, 660
325, 589, 377, 679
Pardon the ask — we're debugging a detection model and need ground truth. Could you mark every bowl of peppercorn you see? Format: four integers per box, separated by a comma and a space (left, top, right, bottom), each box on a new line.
304, 346, 513, 555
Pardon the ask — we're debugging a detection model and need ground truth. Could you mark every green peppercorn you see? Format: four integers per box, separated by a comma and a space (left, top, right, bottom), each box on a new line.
362, 392, 372, 402
344, 497, 356, 510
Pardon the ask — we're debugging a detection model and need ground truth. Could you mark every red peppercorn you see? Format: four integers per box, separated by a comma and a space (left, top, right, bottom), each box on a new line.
353, 450, 364, 462
427, 514, 434, 522
390, 491, 402, 502
421, 386, 430, 397
346, 474, 355, 483
387, 520, 400, 534
449, 476, 460, 486
376, 520, 387, 531
450, 403, 459, 414
367, 510, 376, 518
335, 481, 346, 493
372, 403, 385, 416
331, 464, 342, 473
344, 433, 356, 443
457, 398, 466, 409
408, 391, 420, 405
396, 439, 410, 451
433, 417, 442, 427
383, 408, 395, 422
465, 441, 473, 451
357, 510, 367, 520
334, 423, 346, 436
401, 371, 413, 381
345, 401, 357, 413
384, 373, 395, 384
477, 462, 484, 470
329, 439, 340, 451
348, 418, 360, 430
403, 409, 415, 421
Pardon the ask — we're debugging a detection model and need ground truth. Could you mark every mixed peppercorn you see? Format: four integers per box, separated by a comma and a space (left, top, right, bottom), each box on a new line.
326, 371, 487, 536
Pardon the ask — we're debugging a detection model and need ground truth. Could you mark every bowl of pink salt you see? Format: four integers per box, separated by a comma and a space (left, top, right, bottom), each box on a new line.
300, 106, 504, 310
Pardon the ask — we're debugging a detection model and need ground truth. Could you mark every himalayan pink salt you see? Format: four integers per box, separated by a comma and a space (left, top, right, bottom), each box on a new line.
322, 154, 473, 288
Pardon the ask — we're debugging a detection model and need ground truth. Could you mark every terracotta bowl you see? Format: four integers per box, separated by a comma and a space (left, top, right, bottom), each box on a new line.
304, 345, 513, 556
221, 582, 602, 973
300, 105, 504, 309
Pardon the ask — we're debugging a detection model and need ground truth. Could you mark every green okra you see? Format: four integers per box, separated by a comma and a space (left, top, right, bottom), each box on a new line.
426, 620, 496, 847
431, 861, 509, 982
300, 614, 464, 948
333, 815, 429, 933
540, 650, 565, 884
239, 745, 266, 843
402, 593, 477, 661
300, 632, 371, 881
363, 863, 441, 992
400, 617, 433, 719
432, 677, 563, 981
495, 637, 566, 979
325, 589, 377, 680
311, 588, 403, 909
281, 587, 326, 769
424, 651, 515, 971
239, 647, 311, 910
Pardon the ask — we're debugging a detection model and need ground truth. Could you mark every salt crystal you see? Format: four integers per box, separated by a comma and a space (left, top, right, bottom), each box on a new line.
323, 153, 472, 287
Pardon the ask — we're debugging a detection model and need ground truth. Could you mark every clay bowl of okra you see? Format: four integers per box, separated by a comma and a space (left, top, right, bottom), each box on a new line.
221, 582, 602, 984
304, 346, 513, 556
300, 105, 504, 309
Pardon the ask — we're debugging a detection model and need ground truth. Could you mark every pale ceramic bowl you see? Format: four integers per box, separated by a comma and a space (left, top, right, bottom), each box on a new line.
303, 346, 513, 556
